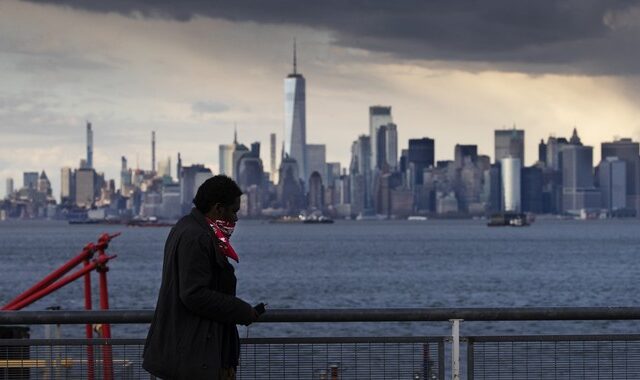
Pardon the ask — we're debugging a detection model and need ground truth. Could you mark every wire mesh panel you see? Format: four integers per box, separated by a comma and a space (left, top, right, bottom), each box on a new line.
468, 335, 640, 380
238, 337, 444, 380
0, 339, 148, 380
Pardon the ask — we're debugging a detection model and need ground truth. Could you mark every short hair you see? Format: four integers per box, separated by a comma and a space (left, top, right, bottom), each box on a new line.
193, 175, 242, 214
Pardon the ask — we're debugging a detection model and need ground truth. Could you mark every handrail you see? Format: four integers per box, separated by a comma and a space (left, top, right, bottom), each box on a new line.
3, 307, 640, 325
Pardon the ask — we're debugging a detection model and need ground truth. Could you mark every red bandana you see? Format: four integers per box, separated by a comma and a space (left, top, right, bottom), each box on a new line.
205, 218, 239, 263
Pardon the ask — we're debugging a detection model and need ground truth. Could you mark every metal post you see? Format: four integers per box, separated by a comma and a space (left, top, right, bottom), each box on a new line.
466, 338, 474, 380
97, 245, 113, 380
450, 319, 462, 380
84, 259, 95, 380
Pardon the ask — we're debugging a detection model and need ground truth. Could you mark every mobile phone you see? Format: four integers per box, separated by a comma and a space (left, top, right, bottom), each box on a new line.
254, 303, 267, 315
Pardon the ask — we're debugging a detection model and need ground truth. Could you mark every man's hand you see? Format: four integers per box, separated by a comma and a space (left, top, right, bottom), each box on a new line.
242, 308, 260, 326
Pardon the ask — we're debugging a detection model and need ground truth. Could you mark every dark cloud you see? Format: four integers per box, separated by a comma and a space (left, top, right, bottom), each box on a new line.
191, 100, 229, 114
24, 0, 640, 74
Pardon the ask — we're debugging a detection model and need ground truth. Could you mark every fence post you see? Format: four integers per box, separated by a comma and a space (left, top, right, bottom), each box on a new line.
466, 338, 474, 380
450, 319, 462, 380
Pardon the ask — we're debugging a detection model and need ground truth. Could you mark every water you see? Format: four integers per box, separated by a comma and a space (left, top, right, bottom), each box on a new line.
1, 218, 640, 338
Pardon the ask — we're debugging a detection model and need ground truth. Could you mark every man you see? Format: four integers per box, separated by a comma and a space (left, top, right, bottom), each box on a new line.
143, 175, 260, 380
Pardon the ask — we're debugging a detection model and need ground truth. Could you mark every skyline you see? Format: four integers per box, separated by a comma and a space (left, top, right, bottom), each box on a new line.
2, 0, 640, 199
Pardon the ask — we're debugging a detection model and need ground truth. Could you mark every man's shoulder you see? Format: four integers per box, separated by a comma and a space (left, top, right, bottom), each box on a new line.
172, 213, 211, 243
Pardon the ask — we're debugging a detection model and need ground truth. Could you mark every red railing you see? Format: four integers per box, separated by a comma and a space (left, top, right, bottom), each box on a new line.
1, 232, 120, 380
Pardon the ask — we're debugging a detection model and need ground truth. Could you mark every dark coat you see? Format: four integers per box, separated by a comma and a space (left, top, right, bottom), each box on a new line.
142, 208, 255, 380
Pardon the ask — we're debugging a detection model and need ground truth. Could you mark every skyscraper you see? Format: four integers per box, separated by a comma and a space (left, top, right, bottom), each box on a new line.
385, 123, 398, 170
61, 168, 74, 202
601, 138, 640, 213
23, 172, 38, 189
350, 135, 372, 210
270, 133, 277, 182
177, 153, 182, 184
151, 131, 156, 173
75, 168, 96, 208
598, 157, 626, 213
180, 165, 213, 213
495, 128, 525, 164
501, 157, 521, 212
369, 106, 392, 171
454, 144, 478, 168
219, 143, 235, 177
407, 138, 435, 186
284, 41, 307, 182
119, 157, 131, 194
5, 178, 13, 198
306, 144, 326, 182
86, 122, 93, 169
561, 142, 600, 212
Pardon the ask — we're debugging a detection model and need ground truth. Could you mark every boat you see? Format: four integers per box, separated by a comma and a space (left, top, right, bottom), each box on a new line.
407, 216, 428, 221
487, 212, 530, 227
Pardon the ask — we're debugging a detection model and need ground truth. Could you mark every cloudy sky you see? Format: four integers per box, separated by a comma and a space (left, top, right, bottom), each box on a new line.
2, 0, 640, 199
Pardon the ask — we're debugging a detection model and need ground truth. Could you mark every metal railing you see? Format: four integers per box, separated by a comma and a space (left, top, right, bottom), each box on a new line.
2, 307, 640, 379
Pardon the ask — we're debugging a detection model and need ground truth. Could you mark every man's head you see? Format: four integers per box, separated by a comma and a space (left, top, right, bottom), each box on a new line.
193, 175, 242, 222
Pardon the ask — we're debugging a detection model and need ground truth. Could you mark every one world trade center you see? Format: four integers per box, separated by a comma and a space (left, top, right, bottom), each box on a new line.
284, 41, 307, 183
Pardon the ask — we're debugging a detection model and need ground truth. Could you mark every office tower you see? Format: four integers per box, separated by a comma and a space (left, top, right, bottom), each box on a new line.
180, 165, 213, 212
151, 131, 156, 173
61, 168, 74, 202
407, 138, 435, 186
538, 139, 547, 166
75, 168, 96, 208
120, 156, 131, 193
350, 135, 372, 209
23, 172, 39, 189
157, 157, 171, 178
601, 138, 640, 213
307, 144, 326, 182
284, 41, 307, 182
219, 138, 235, 177
237, 154, 264, 190
501, 157, 521, 212
454, 144, 478, 168
325, 162, 341, 187
277, 155, 305, 213
376, 126, 387, 170
495, 128, 525, 164
545, 136, 569, 171
599, 157, 626, 213
236, 142, 263, 190
375, 123, 398, 170
521, 166, 543, 213
308, 172, 324, 210
86, 122, 93, 169
219, 144, 234, 176
38, 171, 51, 195
177, 153, 182, 183
270, 133, 277, 182
231, 138, 250, 182
486, 164, 502, 213
5, 178, 13, 198
369, 106, 393, 171
561, 142, 600, 212
385, 123, 398, 170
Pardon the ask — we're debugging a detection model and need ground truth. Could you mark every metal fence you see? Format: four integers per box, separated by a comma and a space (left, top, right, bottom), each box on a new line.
3, 308, 640, 379
467, 334, 640, 380
0, 337, 444, 380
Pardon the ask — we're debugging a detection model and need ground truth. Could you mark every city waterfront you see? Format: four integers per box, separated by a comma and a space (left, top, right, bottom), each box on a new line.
1, 218, 639, 338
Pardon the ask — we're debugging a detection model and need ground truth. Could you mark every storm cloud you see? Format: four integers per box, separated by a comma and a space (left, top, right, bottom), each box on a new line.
27, 0, 640, 75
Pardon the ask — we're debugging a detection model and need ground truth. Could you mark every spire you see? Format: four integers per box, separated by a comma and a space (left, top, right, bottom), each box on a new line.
293, 38, 297, 74
234, 124, 238, 144
569, 127, 582, 146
